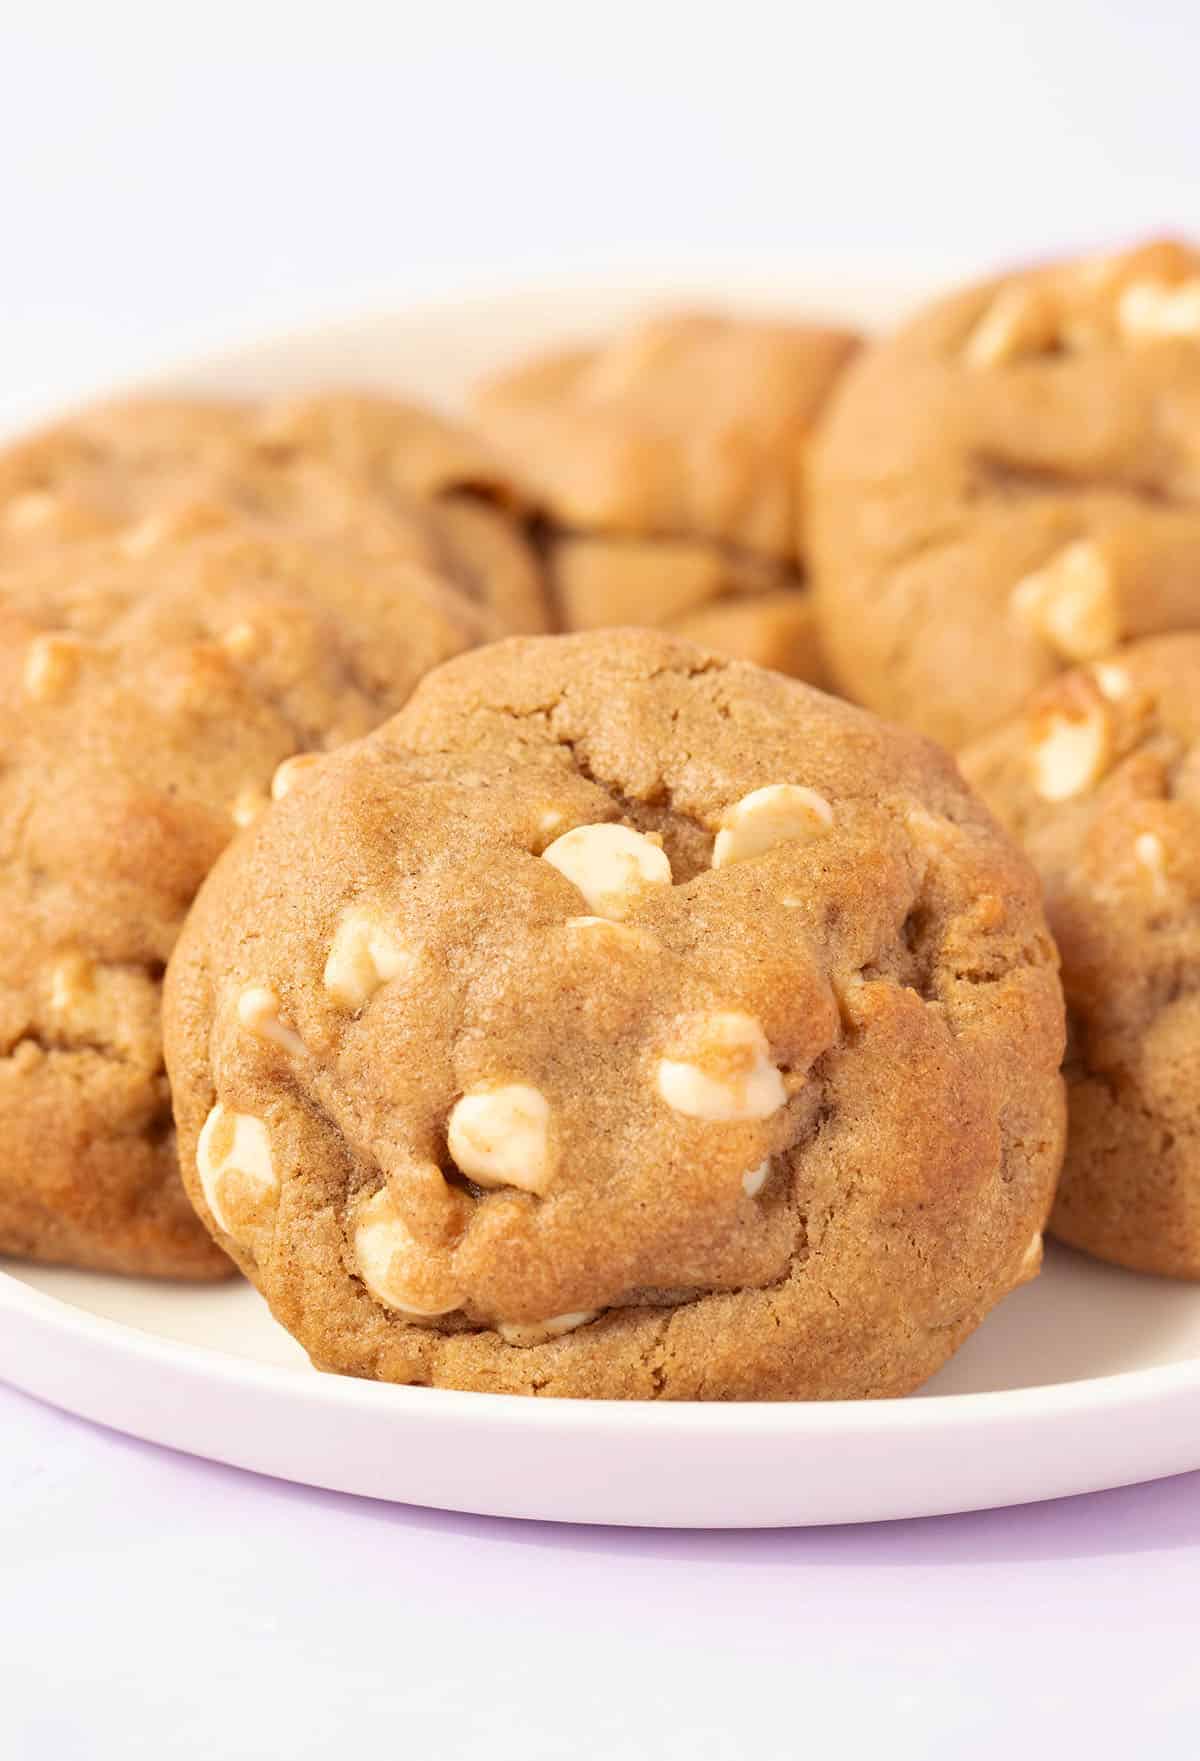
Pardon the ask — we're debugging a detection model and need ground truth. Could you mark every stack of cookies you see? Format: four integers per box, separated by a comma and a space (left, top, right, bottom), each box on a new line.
4, 236, 1199, 1401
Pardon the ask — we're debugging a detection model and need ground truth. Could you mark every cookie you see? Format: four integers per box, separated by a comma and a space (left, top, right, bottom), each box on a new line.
0, 391, 548, 635
809, 238, 1200, 747
962, 634, 1200, 1278
0, 528, 486, 1278
474, 312, 858, 680
164, 629, 1064, 1397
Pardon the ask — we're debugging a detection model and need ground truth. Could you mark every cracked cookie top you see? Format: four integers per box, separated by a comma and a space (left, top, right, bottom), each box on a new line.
164, 629, 1064, 1398
962, 634, 1200, 1277
809, 238, 1200, 746
473, 311, 858, 682
0, 391, 548, 635
0, 528, 486, 1278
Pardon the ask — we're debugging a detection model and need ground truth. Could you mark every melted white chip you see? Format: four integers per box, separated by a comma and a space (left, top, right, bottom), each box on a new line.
963, 284, 1052, 369
23, 634, 83, 703
1009, 541, 1119, 662
742, 1160, 770, 1198
564, 915, 658, 949
231, 786, 268, 829
196, 1104, 278, 1236
496, 1311, 598, 1347
542, 822, 672, 920
220, 620, 262, 661
1118, 277, 1200, 342
1093, 662, 1132, 701
1028, 702, 1112, 802
656, 1012, 787, 1122
271, 753, 321, 800
1135, 831, 1169, 897
236, 986, 306, 1058
323, 908, 413, 1011
447, 1083, 556, 1194
354, 1188, 462, 1317
1018, 1231, 1044, 1285
712, 784, 834, 869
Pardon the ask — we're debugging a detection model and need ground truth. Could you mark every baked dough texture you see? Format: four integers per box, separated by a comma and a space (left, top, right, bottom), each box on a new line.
165, 629, 1065, 1396
809, 239, 1200, 747
0, 529, 485, 1277
963, 634, 1200, 1278
0, 391, 547, 635
474, 312, 858, 680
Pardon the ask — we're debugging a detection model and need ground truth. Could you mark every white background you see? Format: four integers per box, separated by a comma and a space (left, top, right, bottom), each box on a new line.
2, 0, 1195, 425
2, 4, 1199, 1757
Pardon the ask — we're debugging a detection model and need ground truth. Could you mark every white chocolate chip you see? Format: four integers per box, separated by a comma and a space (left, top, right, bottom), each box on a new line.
1093, 661, 1132, 701
196, 1103, 278, 1235
1009, 541, 1120, 662
24, 633, 83, 703
323, 908, 413, 1011
1017, 1231, 1044, 1285
48, 956, 88, 1015
1135, 831, 1169, 897
963, 284, 1054, 369
1118, 278, 1200, 343
220, 620, 263, 661
656, 1012, 787, 1123
236, 985, 306, 1058
496, 1311, 597, 1347
1028, 693, 1113, 802
119, 512, 174, 557
542, 822, 672, 920
47, 952, 94, 1017
447, 1082, 556, 1194
564, 914, 658, 949
271, 752, 321, 801
354, 1187, 462, 1317
121, 500, 226, 555
5, 490, 59, 532
712, 784, 833, 869
231, 786, 268, 829
742, 1160, 770, 1198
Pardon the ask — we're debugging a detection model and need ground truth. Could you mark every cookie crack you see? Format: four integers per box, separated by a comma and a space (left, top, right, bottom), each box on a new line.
969, 450, 1196, 513
0, 1027, 163, 1075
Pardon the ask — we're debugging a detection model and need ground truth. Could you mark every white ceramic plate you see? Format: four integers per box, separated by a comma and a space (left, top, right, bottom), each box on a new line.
3, 264, 1200, 1529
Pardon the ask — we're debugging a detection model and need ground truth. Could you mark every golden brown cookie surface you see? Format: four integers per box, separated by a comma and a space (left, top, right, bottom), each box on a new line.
810, 239, 1200, 747
963, 634, 1200, 1278
0, 391, 548, 635
0, 529, 485, 1278
475, 312, 858, 681
165, 630, 1064, 1395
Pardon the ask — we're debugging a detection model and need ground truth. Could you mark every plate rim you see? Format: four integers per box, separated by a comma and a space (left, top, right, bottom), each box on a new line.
5, 1263, 1200, 1435
4, 264, 1200, 1523
0, 248, 983, 436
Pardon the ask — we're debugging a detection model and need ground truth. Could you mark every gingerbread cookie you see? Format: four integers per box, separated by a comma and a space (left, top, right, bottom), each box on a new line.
474, 312, 858, 679
165, 629, 1064, 1396
0, 391, 548, 635
962, 634, 1200, 1278
0, 529, 485, 1277
809, 239, 1200, 747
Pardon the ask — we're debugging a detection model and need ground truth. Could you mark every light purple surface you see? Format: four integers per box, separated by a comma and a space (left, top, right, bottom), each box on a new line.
3, 10, 1199, 1754
3, 1376, 1198, 1759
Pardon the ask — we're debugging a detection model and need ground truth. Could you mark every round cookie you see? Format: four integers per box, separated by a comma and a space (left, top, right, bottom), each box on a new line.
962, 634, 1200, 1278
164, 629, 1065, 1397
0, 398, 251, 549
474, 311, 859, 681
0, 528, 486, 1278
0, 391, 548, 635
809, 238, 1200, 747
